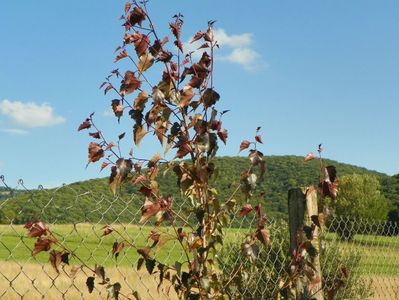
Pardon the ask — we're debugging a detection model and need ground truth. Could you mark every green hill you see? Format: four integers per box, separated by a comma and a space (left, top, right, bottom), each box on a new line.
1, 156, 398, 224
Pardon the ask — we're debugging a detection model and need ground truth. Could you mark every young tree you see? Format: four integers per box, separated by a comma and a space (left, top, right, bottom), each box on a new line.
76, 1, 268, 298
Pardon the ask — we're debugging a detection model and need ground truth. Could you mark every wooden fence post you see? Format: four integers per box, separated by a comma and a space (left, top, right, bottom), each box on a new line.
288, 186, 324, 300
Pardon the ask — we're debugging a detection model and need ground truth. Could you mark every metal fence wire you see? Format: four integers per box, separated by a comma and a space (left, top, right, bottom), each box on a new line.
0, 177, 398, 300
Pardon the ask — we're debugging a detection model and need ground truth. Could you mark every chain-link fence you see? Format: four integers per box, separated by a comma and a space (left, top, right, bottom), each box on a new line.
0, 177, 398, 299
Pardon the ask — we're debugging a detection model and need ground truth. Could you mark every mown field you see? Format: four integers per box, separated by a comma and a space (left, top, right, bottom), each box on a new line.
0, 224, 398, 299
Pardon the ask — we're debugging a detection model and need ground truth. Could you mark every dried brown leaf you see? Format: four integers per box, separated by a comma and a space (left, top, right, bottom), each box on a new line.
86, 276, 95, 293
95, 265, 106, 283
104, 84, 113, 95
49, 250, 62, 273
191, 31, 205, 43
305, 152, 315, 161
114, 50, 128, 62
133, 91, 149, 111
120, 71, 141, 96
109, 158, 133, 195
134, 35, 150, 57
133, 124, 147, 146
32, 238, 54, 256
137, 52, 154, 73
239, 140, 251, 152
217, 129, 228, 145
124, 2, 131, 14
139, 199, 161, 224
78, 119, 91, 131
112, 241, 125, 259
128, 7, 146, 27
88, 142, 104, 164
256, 228, 270, 248
137, 246, 151, 260
239, 204, 253, 217
255, 135, 263, 144
179, 85, 194, 108
26, 221, 48, 238
102, 225, 113, 236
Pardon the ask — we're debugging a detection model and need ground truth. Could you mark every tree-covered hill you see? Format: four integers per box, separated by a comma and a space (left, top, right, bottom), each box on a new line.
1, 156, 398, 224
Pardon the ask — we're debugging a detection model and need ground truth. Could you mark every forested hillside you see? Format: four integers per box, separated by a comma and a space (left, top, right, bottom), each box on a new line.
1, 156, 398, 224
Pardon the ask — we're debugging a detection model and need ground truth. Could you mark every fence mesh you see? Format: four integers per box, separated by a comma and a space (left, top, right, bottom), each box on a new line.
0, 176, 398, 299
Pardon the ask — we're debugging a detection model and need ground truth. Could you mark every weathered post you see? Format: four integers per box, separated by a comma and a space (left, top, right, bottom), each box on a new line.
288, 186, 323, 300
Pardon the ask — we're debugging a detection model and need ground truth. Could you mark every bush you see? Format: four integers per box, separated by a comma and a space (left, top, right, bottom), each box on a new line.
217, 220, 289, 299
217, 220, 372, 299
321, 243, 373, 299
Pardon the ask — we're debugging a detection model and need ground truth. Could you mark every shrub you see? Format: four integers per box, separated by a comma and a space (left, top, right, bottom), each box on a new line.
217, 220, 372, 299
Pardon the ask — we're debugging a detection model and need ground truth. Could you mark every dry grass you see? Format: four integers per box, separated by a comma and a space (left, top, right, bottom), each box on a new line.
0, 261, 178, 300
370, 276, 399, 300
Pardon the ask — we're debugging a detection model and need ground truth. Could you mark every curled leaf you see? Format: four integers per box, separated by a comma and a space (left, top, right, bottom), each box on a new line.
133, 124, 147, 146
217, 129, 228, 145
109, 158, 133, 195
112, 242, 125, 260
134, 91, 149, 111
239, 204, 253, 217
241, 243, 259, 261
78, 119, 91, 131
146, 258, 156, 274
137, 52, 154, 73
95, 265, 106, 284
88, 142, 104, 164
137, 246, 151, 260
255, 135, 263, 144
191, 31, 205, 43
200, 88, 220, 108
86, 276, 95, 293
61, 252, 69, 265
104, 84, 113, 95
49, 250, 63, 273
321, 165, 338, 200
89, 132, 101, 139
107, 282, 121, 300
305, 152, 315, 161
256, 228, 270, 248
33, 238, 54, 256
124, 2, 131, 14
114, 50, 128, 62
239, 140, 250, 152
112, 100, 124, 119
26, 221, 48, 238
139, 199, 161, 224
128, 7, 146, 27
102, 225, 114, 236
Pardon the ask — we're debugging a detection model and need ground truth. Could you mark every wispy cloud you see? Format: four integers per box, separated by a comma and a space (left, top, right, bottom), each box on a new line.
103, 108, 114, 117
184, 28, 264, 71
0, 99, 65, 128
0, 128, 28, 135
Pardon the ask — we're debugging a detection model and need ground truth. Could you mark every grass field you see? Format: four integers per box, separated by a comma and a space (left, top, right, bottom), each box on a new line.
0, 224, 247, 267
0, 224, 398, 299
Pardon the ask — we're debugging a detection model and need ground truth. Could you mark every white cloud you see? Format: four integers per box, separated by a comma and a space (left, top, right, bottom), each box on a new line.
213, 28, 253, 48
219, 48, 262, 71
184, 28, 263, 71
0, 99, 65, 128
0, 128, 28, 135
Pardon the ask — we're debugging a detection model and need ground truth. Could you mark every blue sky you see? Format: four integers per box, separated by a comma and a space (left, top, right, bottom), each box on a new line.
1, 1, 398, 188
